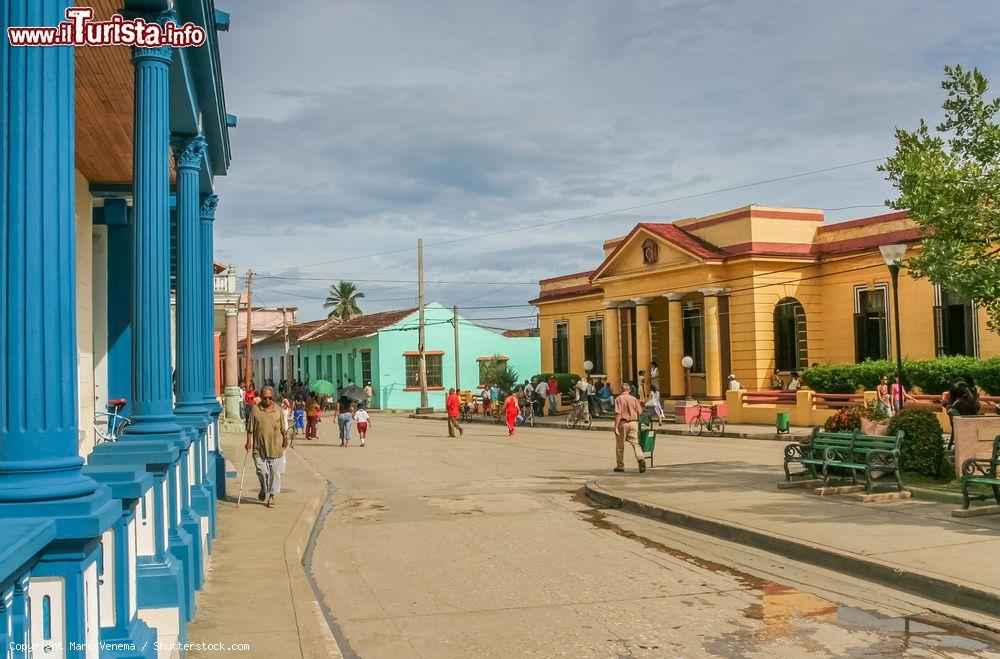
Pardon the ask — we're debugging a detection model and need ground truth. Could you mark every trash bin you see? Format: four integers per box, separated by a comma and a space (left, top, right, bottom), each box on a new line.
639, 429, 656, 453
776, 411, 790, 434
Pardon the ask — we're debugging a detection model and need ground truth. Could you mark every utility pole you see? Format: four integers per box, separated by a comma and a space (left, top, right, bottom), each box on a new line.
417, 238, 429, 411
243, 269, 254, 390
283, 309, 291, 397
453, 305, 461, 391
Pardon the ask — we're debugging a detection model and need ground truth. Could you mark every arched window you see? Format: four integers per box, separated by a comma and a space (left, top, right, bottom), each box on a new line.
774, 298, 807, 371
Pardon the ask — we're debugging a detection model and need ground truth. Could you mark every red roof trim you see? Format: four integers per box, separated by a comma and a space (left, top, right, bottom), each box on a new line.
538, 270, 595, 285
719, 228, 921, 259
817, 210, 909, 233
403, 350, 444, 356
529, 286, 603, 305
818, 228, 921, 255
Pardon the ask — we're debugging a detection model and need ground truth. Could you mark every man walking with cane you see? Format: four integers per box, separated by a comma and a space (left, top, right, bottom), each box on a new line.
245, 385, 287, 508
613, 383, 646, 474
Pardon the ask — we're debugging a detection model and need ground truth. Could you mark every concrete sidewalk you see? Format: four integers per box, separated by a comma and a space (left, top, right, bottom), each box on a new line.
410, 411, 813, 441
586, 462, 1000, 621
186, 431, 341, 658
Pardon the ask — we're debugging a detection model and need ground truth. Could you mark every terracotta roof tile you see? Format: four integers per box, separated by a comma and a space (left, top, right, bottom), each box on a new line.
304, 308, 418, 343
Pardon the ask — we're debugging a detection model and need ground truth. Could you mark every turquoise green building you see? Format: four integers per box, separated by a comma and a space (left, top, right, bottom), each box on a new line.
296, 303, 541, 409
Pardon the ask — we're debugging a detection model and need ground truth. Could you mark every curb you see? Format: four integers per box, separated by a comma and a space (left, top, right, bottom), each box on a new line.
584, 479, 1000, 621
284, 449, 344, 659
408, 414, 806, 442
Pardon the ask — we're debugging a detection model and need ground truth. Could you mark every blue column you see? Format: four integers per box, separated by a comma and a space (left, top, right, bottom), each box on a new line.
127, 46, 183, 441
1, 3, 119, 654
172, 135, 208, 421
0, 0, 97, 503
124, 42, 197, 621
201, 195, 221, 416
201, 195, 228, 502
171, 135, 209, 587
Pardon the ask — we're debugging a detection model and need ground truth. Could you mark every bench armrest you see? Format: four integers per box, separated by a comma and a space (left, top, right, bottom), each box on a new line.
865, 449, 898, 470
961, 457, 999, 479
784, 443, 808, 460
823, 446, 852, 463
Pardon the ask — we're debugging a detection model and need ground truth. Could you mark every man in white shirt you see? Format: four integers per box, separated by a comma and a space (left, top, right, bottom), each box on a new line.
535, 379, 548, 416
728, 374, 742, 391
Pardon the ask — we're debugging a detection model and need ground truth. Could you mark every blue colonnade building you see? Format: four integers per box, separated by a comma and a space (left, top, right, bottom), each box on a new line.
1, 0, 234, 656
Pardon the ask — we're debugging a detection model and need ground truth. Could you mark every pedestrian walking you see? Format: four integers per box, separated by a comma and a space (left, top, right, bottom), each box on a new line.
535, 378, 548, 416
243, 383, 256, 420
613, 383, 647, 473
646, 385, 665, 423
504, 390, 519, 436
547, 375, 559, 414
337, 395, 355, 446
364, 381, 374, 408
354, 406, 370, 446
245, 385, 287, 508
446, 388, 464, 437
305, 393, 321, 439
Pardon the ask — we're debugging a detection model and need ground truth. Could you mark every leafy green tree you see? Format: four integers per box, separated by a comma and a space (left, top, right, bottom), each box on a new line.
480, 357, 519, 396
323, 280, 365, 321
880, 65, 1000, 330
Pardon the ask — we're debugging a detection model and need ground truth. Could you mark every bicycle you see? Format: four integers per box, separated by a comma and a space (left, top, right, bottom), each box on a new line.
516, 397, 534, 428
566, 400, 592, 430
94, 398, 131, 444
688, 402, 725, 437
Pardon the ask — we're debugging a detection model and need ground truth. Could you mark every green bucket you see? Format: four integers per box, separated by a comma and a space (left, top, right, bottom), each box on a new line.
776, 412, 791, 433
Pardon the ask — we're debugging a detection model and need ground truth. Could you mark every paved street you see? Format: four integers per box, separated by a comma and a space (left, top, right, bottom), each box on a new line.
293, 414, 1000, 658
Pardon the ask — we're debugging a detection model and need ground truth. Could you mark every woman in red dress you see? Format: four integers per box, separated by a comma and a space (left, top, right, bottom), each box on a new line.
504, 392, 519, 436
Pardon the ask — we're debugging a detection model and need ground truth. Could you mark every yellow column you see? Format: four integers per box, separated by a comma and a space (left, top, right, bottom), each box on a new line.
632, 297, 651, 396
701, 288, 723, 399
602, 302, 622, 387
666, 294, 684, 398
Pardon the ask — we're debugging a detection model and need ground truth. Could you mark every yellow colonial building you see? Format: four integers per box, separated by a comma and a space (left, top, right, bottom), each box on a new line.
531, 206, 1000, 400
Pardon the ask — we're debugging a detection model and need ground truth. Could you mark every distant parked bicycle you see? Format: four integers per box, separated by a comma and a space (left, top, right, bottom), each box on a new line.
688, 402, 725, 437
94, 398, 131, 444
566, 400, 592, 430
516, 395, 535, 428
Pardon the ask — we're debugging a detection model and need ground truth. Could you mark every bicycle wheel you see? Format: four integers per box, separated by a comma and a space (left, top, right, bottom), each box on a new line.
688, 418, 703, 436
566, 412, 576, 429
709, 417, 725, 437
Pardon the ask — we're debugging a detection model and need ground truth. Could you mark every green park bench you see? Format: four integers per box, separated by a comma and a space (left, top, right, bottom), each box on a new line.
783, 428, 853, 482
960, 434, 1000, 510
784, 428, 906, 494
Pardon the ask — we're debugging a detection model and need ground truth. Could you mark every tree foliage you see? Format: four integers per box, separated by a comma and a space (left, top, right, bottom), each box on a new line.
481, 357, 519, 396
323, 280, 365, 321
880, 65, 1000, 330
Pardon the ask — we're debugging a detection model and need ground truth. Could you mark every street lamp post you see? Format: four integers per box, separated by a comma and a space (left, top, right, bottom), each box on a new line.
681, 355, 694, 402
879, 244, 907, 413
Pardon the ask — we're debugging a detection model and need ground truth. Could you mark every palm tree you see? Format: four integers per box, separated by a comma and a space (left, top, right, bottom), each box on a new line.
323, 280, 365, 320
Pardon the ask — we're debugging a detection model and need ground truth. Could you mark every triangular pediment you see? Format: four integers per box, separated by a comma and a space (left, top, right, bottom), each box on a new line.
592, 225, 715, 280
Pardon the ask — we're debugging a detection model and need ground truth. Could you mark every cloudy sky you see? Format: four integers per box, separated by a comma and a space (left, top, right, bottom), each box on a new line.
211, 0, 1000, 327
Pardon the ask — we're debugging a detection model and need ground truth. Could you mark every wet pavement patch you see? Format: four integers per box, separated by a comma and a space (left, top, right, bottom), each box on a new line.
571, 489, 1000, 656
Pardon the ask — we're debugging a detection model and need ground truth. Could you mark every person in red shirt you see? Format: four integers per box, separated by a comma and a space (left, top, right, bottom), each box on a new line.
546, 377, 559, 414
446, 388, 464, 437
504, 391, 520, 437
